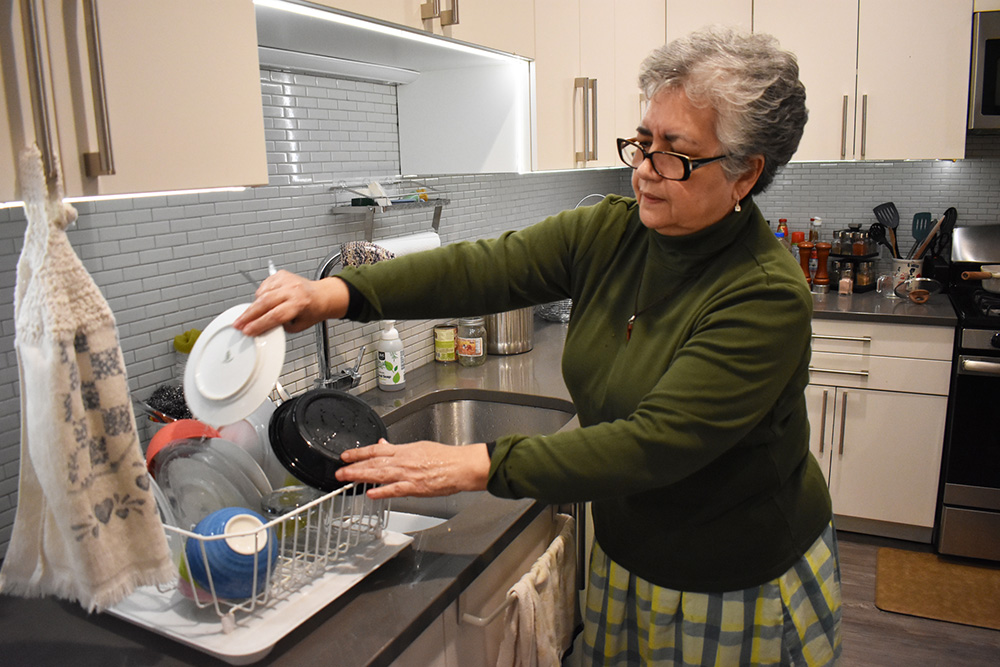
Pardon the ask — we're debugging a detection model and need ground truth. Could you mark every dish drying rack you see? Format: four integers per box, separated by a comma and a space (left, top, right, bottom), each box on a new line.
109, 483, 413, 665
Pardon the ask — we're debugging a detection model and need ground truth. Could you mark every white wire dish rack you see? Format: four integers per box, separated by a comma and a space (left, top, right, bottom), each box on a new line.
108, 483, 413, 665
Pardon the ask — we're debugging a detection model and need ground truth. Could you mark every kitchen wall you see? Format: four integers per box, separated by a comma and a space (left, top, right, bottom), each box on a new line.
1, 66, 1000, 558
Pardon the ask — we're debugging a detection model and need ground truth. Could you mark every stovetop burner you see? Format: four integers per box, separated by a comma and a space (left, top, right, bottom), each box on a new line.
974, 291, 1000, 318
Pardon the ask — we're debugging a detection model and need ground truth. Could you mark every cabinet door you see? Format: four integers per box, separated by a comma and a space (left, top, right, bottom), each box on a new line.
804, 384, 835, 482
0, 0, 38, 203
828, 388, 947, 528
426, 0, 536, 58
666, 0, 751, 43
533, 0, 582, 170
613, 0, 666, 146
753, 0, 859, 161
30, 0, 267, 202
579, 0, 616, 167
855, 0, 971, 160
311, 1, 418, 27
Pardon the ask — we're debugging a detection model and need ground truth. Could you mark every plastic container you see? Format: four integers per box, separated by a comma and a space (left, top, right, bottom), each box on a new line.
456, 317, 486, 367
809, 217, 822, 243
376, 320, 405, 391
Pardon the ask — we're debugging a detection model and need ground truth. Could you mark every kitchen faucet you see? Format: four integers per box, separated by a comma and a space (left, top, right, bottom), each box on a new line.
313, 249, 365, 390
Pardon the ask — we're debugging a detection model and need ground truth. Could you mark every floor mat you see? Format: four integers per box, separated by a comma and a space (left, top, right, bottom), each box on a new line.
875, 547, 1000, 631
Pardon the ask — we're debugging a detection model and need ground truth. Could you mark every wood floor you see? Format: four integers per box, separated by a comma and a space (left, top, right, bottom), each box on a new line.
837, 531, 1000, 666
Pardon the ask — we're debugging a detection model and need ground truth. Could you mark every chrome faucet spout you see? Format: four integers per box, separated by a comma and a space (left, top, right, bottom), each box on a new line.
314, 250, 342, 387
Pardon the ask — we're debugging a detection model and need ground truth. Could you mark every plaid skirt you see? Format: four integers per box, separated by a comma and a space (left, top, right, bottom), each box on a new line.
583, 523, 842, 666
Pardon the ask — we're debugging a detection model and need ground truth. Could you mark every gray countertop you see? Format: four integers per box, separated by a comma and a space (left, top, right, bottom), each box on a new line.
0, 322, 574, 667
0, 298, 956, 665
810, 289, 957, 326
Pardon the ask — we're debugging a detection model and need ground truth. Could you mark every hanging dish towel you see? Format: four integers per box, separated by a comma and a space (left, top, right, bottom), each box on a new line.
0, 146, 174, 612
496, 513, 579, 667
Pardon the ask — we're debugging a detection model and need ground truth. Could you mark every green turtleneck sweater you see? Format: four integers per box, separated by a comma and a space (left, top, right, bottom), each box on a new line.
340, 195, 831, 593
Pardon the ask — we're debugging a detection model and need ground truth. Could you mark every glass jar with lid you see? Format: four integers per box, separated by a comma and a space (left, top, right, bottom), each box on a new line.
456, 317, 487, 367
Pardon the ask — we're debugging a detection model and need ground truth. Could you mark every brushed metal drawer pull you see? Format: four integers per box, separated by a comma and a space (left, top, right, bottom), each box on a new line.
811, 334, 872, 344
82, 0, 115, 177
960, 357, 1000, 377
838, 391, 848, 456
575, 77, 590, 163
840, 94, 849, 159
420, 0, 440, 19
809, 367, 869, 378
20, 0, 58, 185
819, 389, 829, 454
441, 0, 459, 26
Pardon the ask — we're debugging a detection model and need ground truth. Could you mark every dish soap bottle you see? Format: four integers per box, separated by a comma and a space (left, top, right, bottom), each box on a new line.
376, 320, 406, 391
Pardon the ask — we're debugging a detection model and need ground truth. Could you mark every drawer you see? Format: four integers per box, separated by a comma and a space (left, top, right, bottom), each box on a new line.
809, 351, 952, 395
811, 319, 954, 361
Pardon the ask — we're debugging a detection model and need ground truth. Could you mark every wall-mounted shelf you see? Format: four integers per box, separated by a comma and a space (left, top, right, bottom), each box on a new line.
329, 180, 449, 240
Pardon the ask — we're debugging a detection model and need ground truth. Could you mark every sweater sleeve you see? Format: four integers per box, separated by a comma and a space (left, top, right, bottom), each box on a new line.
336, 196, 632, 321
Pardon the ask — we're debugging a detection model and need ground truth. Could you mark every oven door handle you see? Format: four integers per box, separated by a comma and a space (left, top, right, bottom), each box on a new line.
959, 355, 1000, 377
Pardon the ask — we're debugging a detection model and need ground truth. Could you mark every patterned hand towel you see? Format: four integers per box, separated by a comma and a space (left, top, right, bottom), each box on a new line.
0, 146, 174, 612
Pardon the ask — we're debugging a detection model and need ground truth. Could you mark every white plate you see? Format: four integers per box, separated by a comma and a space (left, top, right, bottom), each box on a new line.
185, 304, 285, 427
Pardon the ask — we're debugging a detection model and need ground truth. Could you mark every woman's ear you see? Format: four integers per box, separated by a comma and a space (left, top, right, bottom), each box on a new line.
734, 155, 766, 200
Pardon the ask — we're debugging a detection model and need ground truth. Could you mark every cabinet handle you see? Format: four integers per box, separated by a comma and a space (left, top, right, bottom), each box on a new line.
818, 389, 829, 454
440, 0, 459, 26
860, 94, 868, 160
840, 95, 848, 159
808, 366, 869, 378
811, 333, 872, 344
20, 0, 58, 185
82, 0, 115, 177
420, 0, 440, 20
838, 391, 848, 455
575, 77, 590, 163
588, 78, 598, 161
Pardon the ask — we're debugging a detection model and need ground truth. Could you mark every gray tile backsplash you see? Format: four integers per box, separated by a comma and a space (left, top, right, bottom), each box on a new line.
1, 67, 999, 557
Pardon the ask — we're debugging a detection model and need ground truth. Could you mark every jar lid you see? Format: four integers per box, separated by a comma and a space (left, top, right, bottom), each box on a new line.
459, 316, 485, 326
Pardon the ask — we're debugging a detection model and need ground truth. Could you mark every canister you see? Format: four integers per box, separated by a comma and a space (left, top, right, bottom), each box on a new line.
485, 307, 534, 355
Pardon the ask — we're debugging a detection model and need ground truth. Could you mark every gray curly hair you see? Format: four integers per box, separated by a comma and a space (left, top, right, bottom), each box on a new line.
638, 27, 807, 196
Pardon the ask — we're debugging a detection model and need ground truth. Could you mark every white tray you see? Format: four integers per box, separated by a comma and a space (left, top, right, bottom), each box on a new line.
107, 531, 413, 665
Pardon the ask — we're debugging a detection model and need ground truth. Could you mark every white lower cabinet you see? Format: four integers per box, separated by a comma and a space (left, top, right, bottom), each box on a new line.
807, 319, 953, 539
390, 507, 561, 667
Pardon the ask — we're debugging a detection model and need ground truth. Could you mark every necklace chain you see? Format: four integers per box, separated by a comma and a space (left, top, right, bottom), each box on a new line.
626, 257, 692, 342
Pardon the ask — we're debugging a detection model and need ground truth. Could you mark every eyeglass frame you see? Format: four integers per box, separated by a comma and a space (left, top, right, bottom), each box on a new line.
616, 137, 727, 181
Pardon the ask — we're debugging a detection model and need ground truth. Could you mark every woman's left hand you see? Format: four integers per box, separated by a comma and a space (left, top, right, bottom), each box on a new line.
335, 439, 491, 499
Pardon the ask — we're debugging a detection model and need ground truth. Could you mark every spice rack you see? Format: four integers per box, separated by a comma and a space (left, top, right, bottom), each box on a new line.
829, 253, 878, 293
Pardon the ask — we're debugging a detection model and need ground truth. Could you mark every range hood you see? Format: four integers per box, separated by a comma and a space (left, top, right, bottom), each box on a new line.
252, 0, 533, 174
254, 0, 527, 84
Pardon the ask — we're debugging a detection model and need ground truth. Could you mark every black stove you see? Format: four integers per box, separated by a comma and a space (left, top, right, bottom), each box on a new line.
937, 225, 1000, 562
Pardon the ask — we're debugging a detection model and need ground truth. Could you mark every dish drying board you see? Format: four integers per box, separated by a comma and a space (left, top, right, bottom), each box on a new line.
107, 484, 413, 665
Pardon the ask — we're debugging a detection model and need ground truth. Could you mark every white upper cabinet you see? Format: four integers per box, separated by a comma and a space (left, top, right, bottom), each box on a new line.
533, 0, 664, 171
755, 0, 972, 161
314, 1, 536, 58
666, 0, 752, 42
1, 0, 268, 205
420, 0, 537, 59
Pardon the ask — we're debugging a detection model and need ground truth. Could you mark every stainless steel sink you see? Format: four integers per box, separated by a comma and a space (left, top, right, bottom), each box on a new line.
380, 389, 576, 527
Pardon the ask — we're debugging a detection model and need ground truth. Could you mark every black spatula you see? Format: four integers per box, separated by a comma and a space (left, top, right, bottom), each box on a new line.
873, 202, 901, 258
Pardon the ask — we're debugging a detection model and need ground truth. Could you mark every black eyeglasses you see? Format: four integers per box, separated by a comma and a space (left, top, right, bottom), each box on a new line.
617, 138, 727, 181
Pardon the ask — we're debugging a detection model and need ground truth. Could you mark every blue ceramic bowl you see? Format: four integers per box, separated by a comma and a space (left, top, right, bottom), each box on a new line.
184, 507, 278, 599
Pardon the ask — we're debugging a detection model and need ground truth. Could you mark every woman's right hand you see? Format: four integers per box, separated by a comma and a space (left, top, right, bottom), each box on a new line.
233, 272, 350, 336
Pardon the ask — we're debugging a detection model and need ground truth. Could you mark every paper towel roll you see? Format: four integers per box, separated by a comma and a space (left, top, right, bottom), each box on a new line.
377, 231, 441, 257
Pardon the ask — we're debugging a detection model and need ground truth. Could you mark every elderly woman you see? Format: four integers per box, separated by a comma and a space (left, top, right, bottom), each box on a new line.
236, 27, 840, 666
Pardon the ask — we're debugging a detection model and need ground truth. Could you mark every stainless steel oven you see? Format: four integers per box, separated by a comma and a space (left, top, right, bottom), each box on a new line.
937, 225, 1000, 560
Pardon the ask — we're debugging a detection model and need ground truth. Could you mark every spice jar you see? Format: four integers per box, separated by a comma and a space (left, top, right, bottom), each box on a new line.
856, 260, 874, 289
456, 317, 486, 367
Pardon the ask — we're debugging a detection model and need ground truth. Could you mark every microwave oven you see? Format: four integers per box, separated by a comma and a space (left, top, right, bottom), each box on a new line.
971, 11, 1000, 130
